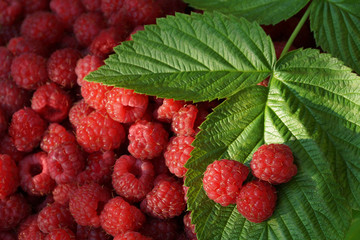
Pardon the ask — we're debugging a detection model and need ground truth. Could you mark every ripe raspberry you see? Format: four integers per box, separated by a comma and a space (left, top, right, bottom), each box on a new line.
0, 0, 22, 26
69, 183, 111, 227
17, 214, 46, 240
45, 228, 76, 240
0, 134, 25, 163
101, 0, 125, 18
107, 7, 131, 29
68, 99, 94, 129
0, 231, 16, 240
89, 27, 126, 59
171, 104, 198, 136
164, 136, 194, 178
52, 183, 77, 206
140, 217, 181, 240
114, 231, 152, 240
50, 0, 85, 30
22, 0, 49, 13
11, 52, 48, 90
154, 98, 185, 123
76, 110, 126, 153
203, 159, 249, 206
128, 120, 168, 160
41, 123, 76, 153
183, 212, 196, 240
0, 193, 31, 230
7, 36, 48, 57
0, 108, 7, 138
31, 83, 72, 122
48, 142, 85, 184
106, 88, 149, 123
112, 155, 155, 202
21, 11, 64, 45
0, 47, 13, 79
236, 180, 277, 223
9, 108, 47, 152
37, 202, 75, 233
0, 79, 30, 118
74, 12, 106, 47
81, 0, 101, 11
123, 0, 163, 26
251, 144, 297, 184
125, 25, 144, 41
76, 225, 111, 240
100, 197, 146, 236
152, 156, 171, 175
59, 34, 81, 50
35, 195, 55, 213
75, 55, 104, 86
47, 48, 81, 88
81, 81, 112, 110
140, 175, 186, 219
0, 155, 19, 200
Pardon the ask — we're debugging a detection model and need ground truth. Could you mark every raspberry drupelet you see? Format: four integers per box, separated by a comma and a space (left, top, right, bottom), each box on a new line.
184, 212, 197, 240
17, 214, 45, 240
81, 81, 113, 110
154, 98, 185, 123
123, 0, 163, 26
0, 154, 19, 199
52, 182, 78, 206
37, 202, 75, 233
74, 12, 106, 47
75, 55, 104, 87
0, 134, 25, 163
81, 0, 101, 12
68, 99, 94, 129
49, 0, 85, 30
7, 36, 48, 57
41, 123, 77, 153
45, 228, 76, 240
0, 193, 31, 230
0, 0, 22, 26
171, 104, 198, 136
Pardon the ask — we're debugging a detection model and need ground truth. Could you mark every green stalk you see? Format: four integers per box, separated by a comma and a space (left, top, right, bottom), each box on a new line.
280, 7, 311, 58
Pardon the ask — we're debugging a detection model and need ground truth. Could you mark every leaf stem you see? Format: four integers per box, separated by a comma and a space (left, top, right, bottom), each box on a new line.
280, 7, 311, 58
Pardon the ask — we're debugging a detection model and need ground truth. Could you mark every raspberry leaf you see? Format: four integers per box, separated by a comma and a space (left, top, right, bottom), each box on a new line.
310, 0, 360, 74
86, 12, 275, 102
183, 0, 309, 25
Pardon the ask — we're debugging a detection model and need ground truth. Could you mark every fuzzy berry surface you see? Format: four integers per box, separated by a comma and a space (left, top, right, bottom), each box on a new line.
101, 0, 125, 18
17, 214, 46, 240
52, 183, 77, 206
0, 79, 30, 118
74, 12, 106, 47
81, 81, 112, 110
251, 144, 297, 184
123, 0, 163, 26
0, 154, 19, 200
236, 180, 277, 223
68, 99, 94, 129
0, 134, 25, 163
203, 159, 249, 206
171, 104, 198, 136
37, 202, 75, 233
154, 98, 185, 123
0, 193, 31, 230
50, 0, 85, 29
7, 36, 48, 57
41, 123, 76, 153
0, 0, 22, 26
75, 55, 103, 87
45, 228, 76, 240
114, 231, 152, 240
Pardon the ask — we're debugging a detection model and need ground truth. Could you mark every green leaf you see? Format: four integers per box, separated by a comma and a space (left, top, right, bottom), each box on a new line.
86, 12, 275, 102
310, 0, 360, 74
186, 49, 360, 239
183, 0, 309, 25
345, 210, 360, 240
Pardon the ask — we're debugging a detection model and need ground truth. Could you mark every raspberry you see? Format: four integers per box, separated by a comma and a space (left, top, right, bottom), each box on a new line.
152, 156, 171, 175
140, 217, 181, 240
123, 0, 163, 26
203, 159, 249, 206
11, 52, 48, 90
77, 151, 116, 185
114, 231, 152, 240
48, 142, 85, 184
76, 225, 111, 240
22, 0, 49, 13
74, 12, 106, 47
81, 81, 112, 110
0, 193, 31, 230
52, 183, 77, 206
154, 98, 185, 123
0, 231, 16, 240
7, 36, 48, 56
89, 27, 126, 59
164, 136, 194, 178
76, 110, 126, 153
68, 99, 94, 129
100, 197, 146, 237
236, 180, 277, 223
0, 0, 22, 26
50, 0, 85, 30
251, 144, 297, 184
41, 123, 76, 153
107, 8, 131, 29
171, 104, 198, 136
45, 228, 75, 240
140, 175, 186, 219
17, 215, 46, 240
59, 34, 81, 50
156, 0, 187, 16
0, 79, 30, 118
9, 108, 47, 152
69, 183, 111, 227
21, 11, 64, 45
0, 47, 13, 79
0, 23, 20, 46
112, 155, 155, 202
47, 48, 81, 88
75, 55, 104, 86
183, 212, 196, 240
106, 88, 149, 123
31, 83, 72, 122
0, 108, 7, 138
101, 0, 125, 18
0, 155, 19, 200
81, 0, 101, 11
125, 25, 144, 41
128, 120, 168, 160
37, 202, 75, 233
35, 195, 55, 213
0, 134, 25, 163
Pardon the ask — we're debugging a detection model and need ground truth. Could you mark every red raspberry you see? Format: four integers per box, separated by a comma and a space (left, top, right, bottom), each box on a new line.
77, 150, 116, 185
140, 217, 181, 240
21, 11, 64, 45
74, 12, 106, 47
123, 0, 163, 26
48, 142, 85, 184
112, 155, 155, 202
68, 99, 94, 129
0, 79, 30, 118
9, 108, 47, 152
156, 0, 187, 16
101, 0, 125, 18
52, 183, 77, 206
81, 81, 112, 110
7, 36, 48, 56
0, 23, 20, 46
35, 195, 55, 213
125, 25, 144, 41
0, 108, 7, 138
47, 48, 81, 88
76, 225, 111, 240
45, 228, 75, 240
50, 0, 85, 30
251, 144, 297, 184
107, 7, 131, 29
69, 183, 111, 227
114, 231, 152, 240
154, 98, 185, 123
41, 123, 76, 153
31, 83, 72, 122
37, 202, 75, 233
0, 154, 19, 200
89, 27, 126, 59
164, 136, 194, 178
183, 212, 196, 240
22, 0, 49, 13
75, 55, 104, 86
140, 175, 186, 219
0, 47, 13, 79
17, 214, 46, 240
100, 197, 146, 236
171, 104, 198, 136
236, 180, 277, 223
81, 0, 101, 11
106, 88, 149, 123
128, 120, 168, 160
0, 231, 16, 240
0, 193, 31, 230
0, 0, 22, 26
203, 159, 249, 206
76, 110, 126, 153
59, 34, 81, 50
11, 52, 48, 90
152, 156, 171, 176
0, 134, 25, 163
